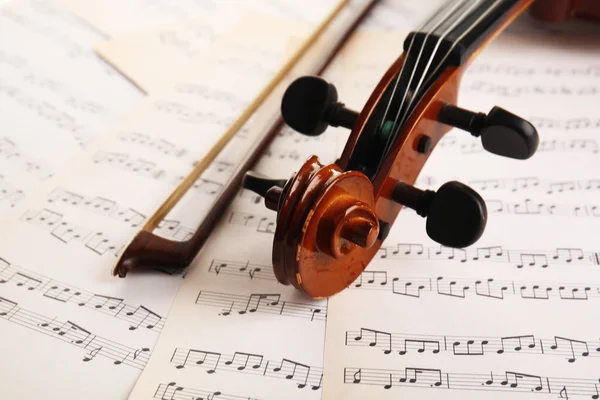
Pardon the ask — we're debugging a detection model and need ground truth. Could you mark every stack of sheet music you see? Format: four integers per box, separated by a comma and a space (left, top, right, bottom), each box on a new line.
1, 0, 599, 399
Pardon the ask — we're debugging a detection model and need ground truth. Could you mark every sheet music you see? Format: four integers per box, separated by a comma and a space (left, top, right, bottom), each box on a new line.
0, 15, 335, 398
59, 0, 343, 38
94, 0, 340, 93
0, 0, 141, 215
322, 29, 600, 399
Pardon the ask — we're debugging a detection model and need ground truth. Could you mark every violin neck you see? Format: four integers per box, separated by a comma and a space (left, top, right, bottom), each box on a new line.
405, 0, 533, 67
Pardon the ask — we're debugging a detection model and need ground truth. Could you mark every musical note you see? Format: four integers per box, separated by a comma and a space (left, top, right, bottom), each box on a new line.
519, 284, 552, 299
155, 219, 194, 241
399, 340, 441, 356
399, 367, 443, 387
353, 271, 388, 287
0, 296, 18, 316
0, 138, 52, 181
500, 371, 544, 391
173, 349, 220, 373
82, 346, 103, 362
113, 347, 150, 366
123, 306, 162, 331
87, 294, 124, 311
43, 284, 83, 303
224, 352, 264, 371
435, 276, 469, 298
273, 359, 312, 389
550, 336, 590, 363
512, 177, 539, 192
353, 328, 392, 354
474, 278, 508, 299
559, 286, 591, 300
0, 175, 25, 208
238, 294, 281, 314
20, 208, 125, 256
228, 211, 277, 233
497, 335, 536, 354
553, 248, 585, 263
452, 339, 489, 356
517, 253, 549, 268
117, 131, 189, 158
92, 152, 166, 180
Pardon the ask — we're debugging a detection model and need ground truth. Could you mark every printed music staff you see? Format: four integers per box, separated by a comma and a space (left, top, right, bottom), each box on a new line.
153, 382, 260, 400
170, 348, 323, 390
346, 328, 599, 363
195, 290, 326, 322
0, 257, 165, 332
343, 366, 600, 398
0, 296, 152, 369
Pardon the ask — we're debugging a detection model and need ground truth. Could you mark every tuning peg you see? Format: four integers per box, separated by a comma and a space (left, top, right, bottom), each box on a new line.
242, 172, 287, 211
439, 104, 539, 159
391, 181, 487, 248
281, 76, 359, 136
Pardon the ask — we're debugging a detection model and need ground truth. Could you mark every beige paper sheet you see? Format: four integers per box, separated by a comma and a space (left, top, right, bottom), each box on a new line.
95, 12, 317, 93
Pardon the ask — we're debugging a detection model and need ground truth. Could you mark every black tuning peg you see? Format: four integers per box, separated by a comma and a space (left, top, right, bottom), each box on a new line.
281, 76, 359, 136
392, 181, 487, 248
242, 172, 287, 211
438, 104, 539, 160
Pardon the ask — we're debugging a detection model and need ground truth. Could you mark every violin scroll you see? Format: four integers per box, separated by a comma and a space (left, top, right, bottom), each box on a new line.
244, 156, 381, 297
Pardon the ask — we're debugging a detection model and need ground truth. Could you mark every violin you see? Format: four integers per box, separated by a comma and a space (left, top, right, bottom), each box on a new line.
113, 0, 600, 298
241, 0, 600, 299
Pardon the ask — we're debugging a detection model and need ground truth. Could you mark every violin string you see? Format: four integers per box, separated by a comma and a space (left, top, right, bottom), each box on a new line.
379, 0, 472, 161
396, 0, 504, 137
391, 0, 483, 133
377, 0, 457, 130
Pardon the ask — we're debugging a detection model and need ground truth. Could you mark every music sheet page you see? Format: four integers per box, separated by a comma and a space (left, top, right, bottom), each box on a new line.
0, 0, 141, 215
0, 21, 319, 399
323, 30, 600, 399
58, 0, 341, 38
95, 3, 337, 93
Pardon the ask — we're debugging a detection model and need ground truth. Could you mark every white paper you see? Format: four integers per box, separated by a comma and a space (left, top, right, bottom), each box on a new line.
60, 0, 341, 38
93, 0, 340, 93
0, 0, 141, 215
